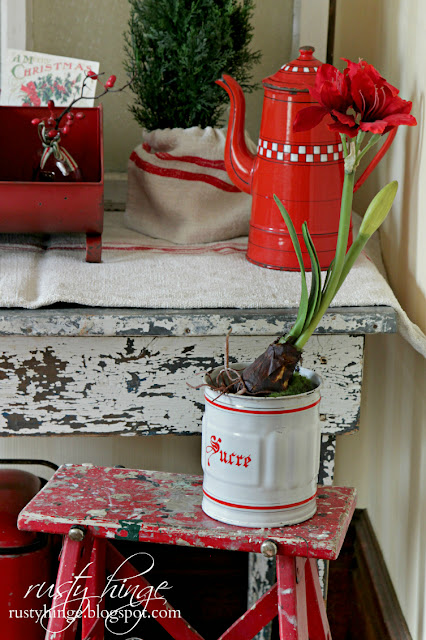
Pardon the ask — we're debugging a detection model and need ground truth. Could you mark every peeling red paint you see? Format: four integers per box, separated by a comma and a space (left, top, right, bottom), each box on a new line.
18, 464, 356, 561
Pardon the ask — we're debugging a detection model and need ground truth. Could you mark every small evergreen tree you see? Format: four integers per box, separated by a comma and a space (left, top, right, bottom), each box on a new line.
124, 0, 261, 130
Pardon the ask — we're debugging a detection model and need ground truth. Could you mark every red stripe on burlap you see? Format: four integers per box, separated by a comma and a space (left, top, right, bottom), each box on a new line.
130, 151, 239, 193
142, 142, 227, 170
0, 242, 247, 254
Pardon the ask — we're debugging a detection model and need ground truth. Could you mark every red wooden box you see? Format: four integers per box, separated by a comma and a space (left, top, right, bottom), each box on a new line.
0, 105, 104, 262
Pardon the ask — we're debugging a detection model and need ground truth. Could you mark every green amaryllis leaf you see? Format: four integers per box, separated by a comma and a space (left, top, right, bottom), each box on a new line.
322, 258, 334, 296
336, 180, 398, 292
359, 180, 398, 237
294, 170, 355, 350
302, 222, 321, 328
273, 195, 308, 342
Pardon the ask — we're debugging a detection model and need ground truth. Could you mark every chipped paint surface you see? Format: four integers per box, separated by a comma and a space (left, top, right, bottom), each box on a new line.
0, 307, 397, 337
0, 334, 363, 436
86, 509, 108, 517
280, 609, 297, 627
18, 464, 357, 561
318, 435, 336, 485
248, 551, 276, 639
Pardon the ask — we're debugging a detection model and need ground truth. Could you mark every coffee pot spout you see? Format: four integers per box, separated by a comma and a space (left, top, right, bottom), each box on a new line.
216, 74, 256, 194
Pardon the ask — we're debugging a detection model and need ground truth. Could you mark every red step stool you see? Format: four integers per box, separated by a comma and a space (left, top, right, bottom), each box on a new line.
18, 464, 356, 640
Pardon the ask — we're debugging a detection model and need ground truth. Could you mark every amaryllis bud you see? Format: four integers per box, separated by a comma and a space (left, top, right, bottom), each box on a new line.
47, 100, 55, 109
359, 181, 398, 238
105, 75, 116, 88
31, 118, 41, 126
75, 112, 85, 120
47, 129, 58, 139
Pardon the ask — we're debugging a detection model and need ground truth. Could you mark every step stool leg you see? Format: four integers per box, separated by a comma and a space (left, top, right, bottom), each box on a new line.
276, 556, 309, 640
305, 558, 332, 640
218, 583, 278, 640
46, 531, 94, 640
81, 538, 106, 640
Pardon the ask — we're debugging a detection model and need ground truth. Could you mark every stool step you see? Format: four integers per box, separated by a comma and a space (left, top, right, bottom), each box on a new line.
18, 464, 356, 560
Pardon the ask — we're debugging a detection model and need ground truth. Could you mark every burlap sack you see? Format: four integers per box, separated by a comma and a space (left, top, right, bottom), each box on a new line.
124, 126, 255, 244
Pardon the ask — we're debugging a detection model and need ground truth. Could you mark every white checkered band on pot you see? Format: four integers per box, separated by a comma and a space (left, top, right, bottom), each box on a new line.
257, 140, 344, 163
280, 65, 319, 73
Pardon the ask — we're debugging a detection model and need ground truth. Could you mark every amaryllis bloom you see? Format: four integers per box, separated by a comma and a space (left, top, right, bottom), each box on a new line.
293, 63, 355, 136
343, 59, 416, 134
293, 58, 416, 137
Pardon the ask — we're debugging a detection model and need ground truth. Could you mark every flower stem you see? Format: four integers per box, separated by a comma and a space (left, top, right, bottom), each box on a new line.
294, 170, 355, 349
334, 232, 368, 293
355, 133, 382, 165
340, 133, 348, 157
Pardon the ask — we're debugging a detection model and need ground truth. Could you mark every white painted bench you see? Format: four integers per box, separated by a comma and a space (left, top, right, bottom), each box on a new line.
0, 304, 397, 637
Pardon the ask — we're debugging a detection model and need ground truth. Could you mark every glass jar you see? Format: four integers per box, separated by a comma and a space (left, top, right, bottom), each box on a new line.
32, 126, 82, 182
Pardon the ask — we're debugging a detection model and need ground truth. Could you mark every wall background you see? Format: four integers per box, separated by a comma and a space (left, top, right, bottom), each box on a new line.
0, 1, 424, 637
28, 0, 294, 171
333, 2, 426, 638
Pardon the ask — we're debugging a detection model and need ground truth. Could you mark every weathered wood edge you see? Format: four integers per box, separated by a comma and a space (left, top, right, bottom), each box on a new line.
0, 306, 397, 337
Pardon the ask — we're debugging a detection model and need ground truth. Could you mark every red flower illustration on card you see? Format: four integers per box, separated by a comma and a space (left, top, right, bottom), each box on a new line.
21, 81, 41, 106
293, 58, 416, 137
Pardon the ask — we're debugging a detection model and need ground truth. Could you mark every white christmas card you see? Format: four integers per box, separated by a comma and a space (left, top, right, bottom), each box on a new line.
0, 49, 100, 107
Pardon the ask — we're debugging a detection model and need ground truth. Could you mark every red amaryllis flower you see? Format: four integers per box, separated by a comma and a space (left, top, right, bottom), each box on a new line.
293, 58, 416, 137
343, 59, 416, 134
293, 63, 356, 136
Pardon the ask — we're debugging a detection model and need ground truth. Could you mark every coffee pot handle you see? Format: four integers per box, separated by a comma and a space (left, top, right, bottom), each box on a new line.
354, 127, 398, 192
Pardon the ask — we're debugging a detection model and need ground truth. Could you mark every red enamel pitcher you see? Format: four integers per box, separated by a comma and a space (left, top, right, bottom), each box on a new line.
218, 46, 396, 271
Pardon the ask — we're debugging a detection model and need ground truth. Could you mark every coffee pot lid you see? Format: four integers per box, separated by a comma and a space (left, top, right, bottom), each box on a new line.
263, 46, 323, 92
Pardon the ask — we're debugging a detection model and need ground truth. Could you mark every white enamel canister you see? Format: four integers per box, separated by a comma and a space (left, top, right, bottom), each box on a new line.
201, 364, 322, 527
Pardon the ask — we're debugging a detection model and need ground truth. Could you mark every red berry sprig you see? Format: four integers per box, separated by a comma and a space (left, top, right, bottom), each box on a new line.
30, 98, 85, 141
30, 70, 133, 146
105, 75, 116, 89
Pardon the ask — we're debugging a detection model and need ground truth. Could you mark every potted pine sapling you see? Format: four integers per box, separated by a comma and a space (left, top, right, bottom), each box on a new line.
123, 0, 261, 244
201, 58, 417, 527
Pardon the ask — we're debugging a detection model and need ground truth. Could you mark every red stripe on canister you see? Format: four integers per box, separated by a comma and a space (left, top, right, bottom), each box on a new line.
205, 396, 320, 414
203, 489, 317, 510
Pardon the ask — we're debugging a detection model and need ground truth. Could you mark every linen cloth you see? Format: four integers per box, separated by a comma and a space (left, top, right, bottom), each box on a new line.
124, 127, 255, 244
0, 211, 424, 358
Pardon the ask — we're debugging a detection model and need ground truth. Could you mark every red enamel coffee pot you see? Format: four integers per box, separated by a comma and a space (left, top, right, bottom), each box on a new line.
218, 46, 396, 270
